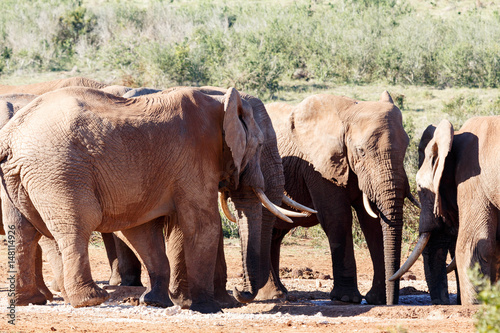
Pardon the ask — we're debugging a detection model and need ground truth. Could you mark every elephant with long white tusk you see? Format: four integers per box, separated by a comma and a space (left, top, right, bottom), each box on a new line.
256, 91, 413, 305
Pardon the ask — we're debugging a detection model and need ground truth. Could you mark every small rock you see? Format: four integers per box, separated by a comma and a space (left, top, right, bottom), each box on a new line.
316, 280, 322, 288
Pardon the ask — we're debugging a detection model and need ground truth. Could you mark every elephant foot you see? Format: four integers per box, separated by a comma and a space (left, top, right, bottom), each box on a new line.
69, 284, 109, 308
119, 274, 143, 287
140, 290, 173, 308
190, 300, 222, 314
15, 290, 47, 306
215, 288, 240, 308
255, 282, 287, 301
365, 288, 386, 305
49, 279, 61, 292
108, 271, 121, 286
169, 287, 191, 309
38, 284, 54, 302
330, 286, 362, 304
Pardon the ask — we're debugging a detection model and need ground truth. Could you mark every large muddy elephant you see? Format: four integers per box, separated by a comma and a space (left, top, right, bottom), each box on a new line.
106, 86, 314, 308
0, 86, 295, 313
0, 79, 141, 291
392, 117, 500, 305
258, 92, 416, 305
0, 77, 107, 95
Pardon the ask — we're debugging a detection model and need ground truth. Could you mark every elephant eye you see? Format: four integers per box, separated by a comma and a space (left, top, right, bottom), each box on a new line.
356, 147, 366, 157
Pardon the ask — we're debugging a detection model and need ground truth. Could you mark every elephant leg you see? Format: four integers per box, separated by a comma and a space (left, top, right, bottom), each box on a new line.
1, 192, 46, 306
177, 202, 221, 313
38, 236, 67, 299
213, 224, 239, 308
101, 232, 121, 286
35, 244, 53, 301
422, 228, 452, 305
165, 214, 191, 309
115, 218, 172, 308
113, 234, 142, 286
57, 228, 109, 307
256, 227, 289, 300
456, 190, 498, 305
354, 203, 385, 305
449, 242, 461, 305
313, 189, 361, 303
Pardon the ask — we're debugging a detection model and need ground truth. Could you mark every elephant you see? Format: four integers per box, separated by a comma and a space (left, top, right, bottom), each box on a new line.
0, 92, 127, 294
255, 91, 416, 305
0, 83, 140, 289
0, 76, 107, 95
103, 86, 314, 308
100, 85, 133, 97
391, 117, 500, 305
122, 87, 162, 98
0, 86, 298, 313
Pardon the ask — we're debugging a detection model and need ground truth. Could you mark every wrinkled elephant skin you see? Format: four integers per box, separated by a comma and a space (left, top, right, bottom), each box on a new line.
260, 92, 410, 305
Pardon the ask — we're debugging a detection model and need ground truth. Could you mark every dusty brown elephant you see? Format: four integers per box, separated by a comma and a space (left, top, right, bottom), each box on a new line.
0, 86, 298, 313
392, 117, 500, 305
105, 86, 314, 308
257, 92, 416, 305
0, 77, 107, 95
0, 81, 136, 289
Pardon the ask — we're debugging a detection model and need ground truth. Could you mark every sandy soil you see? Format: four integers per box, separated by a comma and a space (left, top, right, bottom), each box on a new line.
0, 236, 477, 332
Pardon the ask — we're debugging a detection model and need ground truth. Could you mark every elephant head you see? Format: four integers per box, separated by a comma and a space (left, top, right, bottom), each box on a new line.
391, 119, 459, 304
288, 91, 411, 304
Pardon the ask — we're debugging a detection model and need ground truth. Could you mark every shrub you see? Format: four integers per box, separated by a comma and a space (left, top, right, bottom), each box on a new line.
469, 264, 500, 333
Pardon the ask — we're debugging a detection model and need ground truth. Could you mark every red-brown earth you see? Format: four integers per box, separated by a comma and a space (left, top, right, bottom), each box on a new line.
0, 235, 477, 332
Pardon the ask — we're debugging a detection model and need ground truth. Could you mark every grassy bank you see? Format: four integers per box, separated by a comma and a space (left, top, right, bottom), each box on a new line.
1, 0, 499, 96
1, 0, 499, 247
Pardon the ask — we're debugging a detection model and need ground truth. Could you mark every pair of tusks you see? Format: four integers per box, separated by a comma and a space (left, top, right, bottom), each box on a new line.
219, 189, 317, 224
362, 192, 421, 220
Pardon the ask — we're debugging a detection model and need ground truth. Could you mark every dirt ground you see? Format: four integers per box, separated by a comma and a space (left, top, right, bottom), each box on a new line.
0, 236, 478, 333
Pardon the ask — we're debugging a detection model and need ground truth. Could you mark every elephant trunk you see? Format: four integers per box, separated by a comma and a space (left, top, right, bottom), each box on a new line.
382, 219, 403, 305
230, 192, 263, 303
374, 169, 406, 305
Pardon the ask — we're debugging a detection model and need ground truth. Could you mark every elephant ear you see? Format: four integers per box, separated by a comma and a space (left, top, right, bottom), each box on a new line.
289, 95, 349, 186
423, 119, 454, 217
418, 124, 436, 168
379, 90, 394, 104
223, 88, 264, 188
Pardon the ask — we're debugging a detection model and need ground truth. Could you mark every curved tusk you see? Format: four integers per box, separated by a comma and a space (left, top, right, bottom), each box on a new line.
282, 195, 317, 215
406, 192, 421, 209
389, 232, 431, 282
253, 188, 293, 223
446, 257, 456, 274
363, 192, 378, 218
219, 191, 237, 223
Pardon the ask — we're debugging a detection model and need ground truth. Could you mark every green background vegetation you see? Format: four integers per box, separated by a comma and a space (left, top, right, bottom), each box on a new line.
1, 0, 500, 325
2, 0, 499, 250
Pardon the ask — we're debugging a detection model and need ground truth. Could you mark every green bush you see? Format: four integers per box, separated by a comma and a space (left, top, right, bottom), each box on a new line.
469, 264, 500, 333
2, 1, 500, 95
442, 95, 500, 129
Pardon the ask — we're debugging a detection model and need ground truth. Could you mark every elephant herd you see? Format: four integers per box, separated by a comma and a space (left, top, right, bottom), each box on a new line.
0, 77, 498, 313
